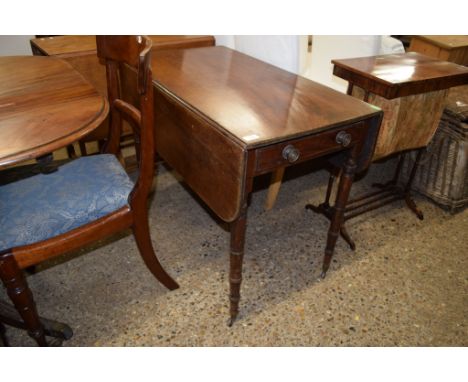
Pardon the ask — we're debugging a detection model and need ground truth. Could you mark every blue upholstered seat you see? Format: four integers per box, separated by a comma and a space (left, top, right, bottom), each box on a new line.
0, 154, 134, 251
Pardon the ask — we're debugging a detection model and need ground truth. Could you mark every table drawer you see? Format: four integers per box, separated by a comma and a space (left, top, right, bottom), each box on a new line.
254, 122, 367, 175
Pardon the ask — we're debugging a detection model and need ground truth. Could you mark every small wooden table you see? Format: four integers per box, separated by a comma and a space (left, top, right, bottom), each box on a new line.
0, 55, 108, 343
264, 45, 468, 210
315, 52, 468, 249
148, 46, 383, 324
332, 53, 468, 158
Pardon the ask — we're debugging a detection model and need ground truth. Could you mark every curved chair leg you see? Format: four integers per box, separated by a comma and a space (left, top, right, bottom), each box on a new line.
0, 254, 47, 346
132, 213, 179, 290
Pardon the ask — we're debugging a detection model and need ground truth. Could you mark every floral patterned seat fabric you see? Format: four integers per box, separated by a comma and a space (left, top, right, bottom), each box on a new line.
0, 154, 133, 251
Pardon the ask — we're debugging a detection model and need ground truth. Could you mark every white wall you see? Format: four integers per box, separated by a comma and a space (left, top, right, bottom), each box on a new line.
304, 36, 382, 92
215, 35, 301, 74
214, 35, 235, 49
214, 35, 404, 93
303, 36, 404, 92
0, 35, 34, 56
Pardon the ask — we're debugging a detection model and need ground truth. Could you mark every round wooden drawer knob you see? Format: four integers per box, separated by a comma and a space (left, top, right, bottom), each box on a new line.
336, 131, 352, 147
282, 144, 300, 163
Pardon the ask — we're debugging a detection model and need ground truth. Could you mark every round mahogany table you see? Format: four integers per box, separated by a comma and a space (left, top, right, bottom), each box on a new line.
0, 55, 108, 169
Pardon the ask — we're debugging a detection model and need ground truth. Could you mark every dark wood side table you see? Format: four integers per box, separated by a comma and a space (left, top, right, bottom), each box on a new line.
144, 46, 383, 324
263, 38, 468, 211
30, 35, 215, 160
309, 52, 468, 250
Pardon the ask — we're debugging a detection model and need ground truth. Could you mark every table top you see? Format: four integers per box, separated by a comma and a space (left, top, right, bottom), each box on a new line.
30, 35, 215, 57
152, 46, 381, 149
414, 35, 468, 50
332, 52, 468, 99
0, 56, 108, 169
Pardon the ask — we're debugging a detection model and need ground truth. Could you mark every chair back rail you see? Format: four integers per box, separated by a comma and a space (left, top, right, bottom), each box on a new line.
96, 35, 155, 211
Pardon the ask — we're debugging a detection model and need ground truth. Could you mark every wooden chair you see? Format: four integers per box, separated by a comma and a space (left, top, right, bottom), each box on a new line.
0, 35, 178, 346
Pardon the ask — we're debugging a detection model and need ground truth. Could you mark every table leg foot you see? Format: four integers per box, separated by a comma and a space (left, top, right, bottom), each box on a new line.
340, 225, 356, 251
305, 201, 329, 214
404, 194, 424, 220
0, 253, 74, 346
227, 316, 237, 327
41, 317, 73, 340
0, 299, 73, 341
0, 254, 48, 346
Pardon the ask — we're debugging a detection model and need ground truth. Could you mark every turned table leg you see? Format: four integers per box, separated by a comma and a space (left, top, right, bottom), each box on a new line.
0, 254, 47, 346
228, 204, 248, 326
322, 152, 358, 278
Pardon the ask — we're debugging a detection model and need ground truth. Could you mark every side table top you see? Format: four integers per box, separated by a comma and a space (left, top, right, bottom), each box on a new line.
332, 52, 468, 99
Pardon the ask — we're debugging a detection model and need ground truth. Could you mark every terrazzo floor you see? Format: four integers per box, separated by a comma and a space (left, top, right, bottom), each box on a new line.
2, 158, 467, 346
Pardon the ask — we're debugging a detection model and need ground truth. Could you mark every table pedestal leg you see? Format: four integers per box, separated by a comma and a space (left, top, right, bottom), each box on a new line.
0, 253, 74, 346
228, 204, 248, 326
305, 167, 355, 248
322, 154, 357, 278
0, 299, 73, 345
0, 254, 48, 346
